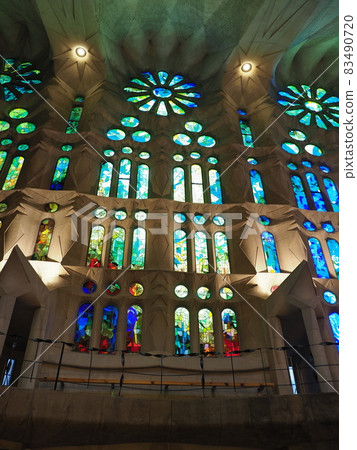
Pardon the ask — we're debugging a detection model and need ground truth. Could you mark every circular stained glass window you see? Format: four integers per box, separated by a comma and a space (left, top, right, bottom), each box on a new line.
185, 121, 202, 133
174, 285, 188, 298
122, 146, 133, 154
173, 154, 184, 162
193, 214, 206, 225
301, 159, 312, 168
82, 280, 97, 294
115, 210, 127, 220
18, 143, 29, 151
305, 144, 323, 156
289, 130, 307, 141
173, 133, 191, 146
132, 131, 151, 143
121, 116, 139, 127
220, 287, 233, 300
107, 129, 126, 140
319, 164, 331, 173
61, 144, 72, 152
197, 135, 216, 148
139, 151, 150, 159
281, 142, 300, 154
323, 291, 337, 304
106, 283, 121, 296
174, 213, 186, 223
213, 215, 225, 226
44, 203, 59, 213
103, 149, 115, 157
1, 138, 12, 146
94, 207, 107, 218
321, 222, 335, 233
16, 122, 35, 134
287, 162, 298, 170
197, 286, 210, 300
190, 151, 201, 159
0, 203, 8, 213
303, 221, 316, 231
134, 210, 147, 221
207, 157, 218, 165
0, 121, 10, 132
129, 282, 144, 296
247, 157, 258, 165
9, 108, 28, 119
258, 216, 270, 225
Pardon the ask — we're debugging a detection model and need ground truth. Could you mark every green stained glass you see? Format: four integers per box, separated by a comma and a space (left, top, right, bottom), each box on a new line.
105, 283, 121, 295
207, 157, 218, 165
130, 78, 150, 87
1, 139, 12, 146
114, 210, 127, 221
323, 178, 339, 212
197, 135, 216, 148
0, 203, 7, 212
32, 218, 55, 260
0, 121, 10, 131
131, 227, 146, 270
261, 232, 280, 273
107, 129, 126, 140
185, 121, 202, 132
86, 225, 105, 267
65, 106, 83, 134
132, 131, 151, 143
279, 91, 298, 101
220, 287, 233, 300
173, 167, 185, 202
99, 305, 118, 354
9, 108, 28, 119
175, 307, 190, 355
94, 207, 107, 219
50, 157, 69, 190
61, 144, 72, 152
305, 101, 322, 112
124, 87, 147, 93
117, 159, 131, 199
136, 164, 149, 199
222, 309, 239, 355
287, 162, 298, 170
259, 216, 270, 225
45, 203, 59, 213
127, 95, 150, 103
2, 156, 24, 190
214, 232, 230, 274
191, 164, 204, 203
190, 152, 201, 159
316, 88, 327, 100
281, 142, 300, 154
74, 96, 84, 103
197, 286, 210, 300
250, 170, 266, 204
103, 149, 114, 157
308, 237, 330, 278
285, 109, 304, 116
289, 130, 306, 141
198, 309, 215, 354
315, 115, 328, 129
0, 151, 7, 172
175, 97, 198, 108
305, 144, 323, 156
174, 229, 188, 272
194, 231, 209, 273
121, 117, 139, 127
173, 154, 184, 162
323, 114, 339, 127
169, 100, 185, 115
287, 85, 301, 95
208, 169, 223, 204
126, 305, 143, 352
326, 239, 339, 278
175, 285, 188, 298
299, 113, 311, 126
122, 146, 133, 154
97, 162, 113, 197
139, 152, 150, 159
109, 227, 125, 269
139, 99, 156, 111
213, 215, 225, 226
239, 120, 254, 147
301, 85, 312, 98
173, 133, 191, 146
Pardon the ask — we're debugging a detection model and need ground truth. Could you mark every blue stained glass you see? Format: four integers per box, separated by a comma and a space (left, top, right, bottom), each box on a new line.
198, 309, 215, 354
323, 114, 339, 127
214, 232, 231, 274
175, 97, 198, 108
261, 231, 281, 273
323, 291, 337, 304
97, 162, 113, 197
301, 160, 312, 168
197, 135, 216, 148
109, 227, 125, 269
131, 227, 146, 270
308, 237, 330, 278
175, 308, 190, 355
287, 162, 298, 170
291, 175, 309, 209
142, 72, 156, 84
328, 313, 339, 350
117, 159, 131, 199
158, 71, 169, 84
74, 304, 94, 352
306, 173, 327, 211
195, 231, 209, 273
50, 157, 69, 190
305, 144, 323, 156
208, 169, 223, 204
321, 222, 335, 233
240, 120, 254, 147
139, 99, 156, 111
169, 75, 184, 86
250, 170, 266, 204
323, 96, 339, 104
285, 109, 305, 116
315, 115, 328, 129
173, 167, 185, 201
126, 305, 142, 352
287, 85, 302, 95
326, 239, 339, 278
279, 91, 298, 101
175, 83, 196, 90
121, 117, 139, 127
299, 113, 311, 125
136, 164, 149, 199
99, 306, 118, 354
323, 178, 339, 212
107, 129, 126, 140
132, 131, 151, 142
281, 142, 300, 154
153, 88, 172, 98
173, 133, 191, 146
174, 230, 188, 272
303, 221, 316, 231
316, 88, 327, 100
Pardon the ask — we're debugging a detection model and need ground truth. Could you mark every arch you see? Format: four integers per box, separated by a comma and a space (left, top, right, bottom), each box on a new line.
97, 162, 113, 197
214, 232, 231, 274
32, 218, 55, 261
198, 308, 215, 354
136, 164, 149, 199
290, 174, 309, 209
239, 119, 254, 147
221, 308, 239, 355
305, 172, 327, 211
194, 231, 209, 273
208, 169, 223, 204
108, 227, 125, 269
326, 238, 339, 278
131, 227, 146, 270
117, 158, 131, 198
126, 305, 142, 352
74, 303, 94, 352
99, 305, 118, 354
191, 164, 204, 203
261, 231, 281, 273
323, 177, 339, 212
174, 307, 190, 355
173, 167, 185, 201
328, 312, 339, 350
308, 237, 330, 278
249, 170, 266, 204
50, 157, 69, 190
66, 105, 83, 134
174, 229, 188, 272
86, 225, 105, 267
2, 156, 24, 190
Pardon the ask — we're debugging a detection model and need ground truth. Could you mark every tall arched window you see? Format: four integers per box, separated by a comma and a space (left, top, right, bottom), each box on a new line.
290, 175, 309, 209
214, 232, 231, 274
261, 231, 281, 273
108, 227, 125, 269
221, 309, 239, 355
32, 218, 55, 260
2, 156, 24, 190
323, 178, 339, 212
174, 229, 188, 272
239, 119, 254, 147
198, 308, 215, 354
191, 164, 204, 203
136, 164, 149, 199
50, 157, 69, 190
208, 169, 223, 204
329, 312, 339, 351
249, 170, 266, 204
74, 303, 94, 352
66, 104, 83, 134
308, 237, 330, 278
117, 159, 131, 198
305, 173, 327, 211
131, 227, 146, 269
97, 162, 113, 197
99, 305, 118, 354
326, 239, 339, 278
173, 167, 185, 202
194, 231, 209, 273
0, 151, 7, 172
86, 225, 105, 267
126, 305, 142, 352
174, 307, 190, 355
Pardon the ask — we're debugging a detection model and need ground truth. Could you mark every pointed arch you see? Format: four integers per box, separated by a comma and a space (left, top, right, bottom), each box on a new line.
198, 308, 215, 354
326, 238, 339, 278
323, 177, 339, 212
221, 308, 239, 355
173, 167, 185, 201
290, 174, 309, 209
136, 164, 149, 199
50, 157, 69, 190
32, 218, 55, 260
194, 231, 209, 273
305, 173, 327, 211
214, 232, 231, 274
99, 305, 118, 354
208, 169, 223, 204
174, 307, 190, 355
74, 303, 94, 352
308, 237, 330, 278
108, 227, 125, 269
174, 229, 188, 272
261, 231, 281, 273
97, 162, 113, 197
249, 170, 266, 204
126, 305, 142, 352
86, 225, 105, 267
131, 227, 146, 269
191, 164, 204, 203
117, 158, 131, 198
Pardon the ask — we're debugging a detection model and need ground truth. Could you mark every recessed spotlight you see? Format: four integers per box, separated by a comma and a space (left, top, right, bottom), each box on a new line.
75, 46, 87, 58
241, 62, 252, 73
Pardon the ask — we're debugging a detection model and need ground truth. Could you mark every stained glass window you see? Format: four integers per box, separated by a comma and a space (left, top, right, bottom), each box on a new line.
328, 312, 339, 350
198, 309, 215, 354
97, 162, 113, 197
261, 232, 280, 273
323, 178, 339, 212
136, 164, 149, 199
191, 164, 204, 203
32, 219, 55, 260
290, 175, 309, 209
305, 173, 327, 211
326, 239, 339, 278
0, 59, 42, 102
108, 227, 125, 269
74, 304, 93, 352
250, 170, 266, 204
222, 309, 239, 355
308, 237, 330, 278
117, 159, 131, 198
194, 231, 209, 273
239, 120, 254, 147
86, 225, 105, 267
208, 169, 223, 204
0, 151, 7, 172
174, 229, 188, 272
126, 305, 142, 352
214, 232, 231, 274
2, 156, 24, 190
173, 167, 185, 202
175, 307, 190, 355
50, 157, 69, 190
66, 105, 83, 134
131, 227, 146, 269
99, 306, 118, 354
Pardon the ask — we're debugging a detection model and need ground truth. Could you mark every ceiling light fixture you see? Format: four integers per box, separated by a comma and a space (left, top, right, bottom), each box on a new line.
75, 46, 87, 58
241, 62, 253, 73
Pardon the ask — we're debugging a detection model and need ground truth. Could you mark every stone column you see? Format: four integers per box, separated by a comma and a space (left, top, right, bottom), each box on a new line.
0, 295, 16, 356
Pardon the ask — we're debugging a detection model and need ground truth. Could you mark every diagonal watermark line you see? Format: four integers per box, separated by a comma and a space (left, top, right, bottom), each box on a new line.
208, 262, 338, 394
0, 54, 139, 195
0, 264, 133, 397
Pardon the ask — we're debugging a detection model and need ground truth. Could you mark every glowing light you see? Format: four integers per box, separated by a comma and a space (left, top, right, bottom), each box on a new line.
241, 62, 252, 73
75, 47, 87, 58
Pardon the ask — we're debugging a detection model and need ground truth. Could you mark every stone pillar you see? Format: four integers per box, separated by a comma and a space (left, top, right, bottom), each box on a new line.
0, 295, 16, 356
